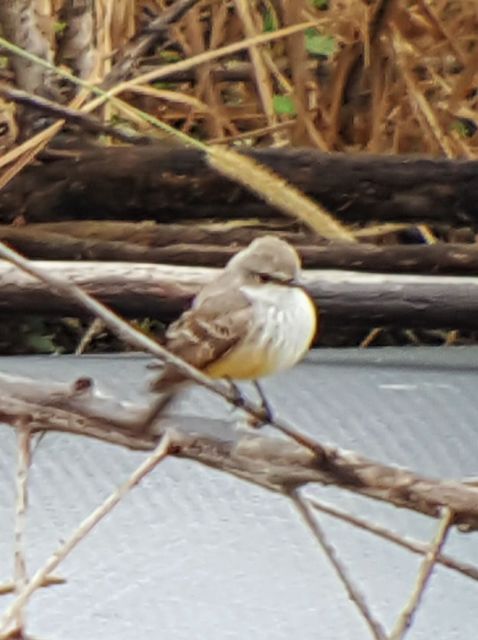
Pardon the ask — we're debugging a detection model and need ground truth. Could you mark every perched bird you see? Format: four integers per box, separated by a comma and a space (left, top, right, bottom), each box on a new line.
150, 235, 318, 393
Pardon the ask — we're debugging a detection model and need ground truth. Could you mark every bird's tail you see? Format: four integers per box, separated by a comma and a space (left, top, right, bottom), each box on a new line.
148, 360, 188, 393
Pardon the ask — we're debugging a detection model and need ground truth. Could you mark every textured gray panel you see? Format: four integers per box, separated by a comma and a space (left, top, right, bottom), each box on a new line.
1, 348, 478, 639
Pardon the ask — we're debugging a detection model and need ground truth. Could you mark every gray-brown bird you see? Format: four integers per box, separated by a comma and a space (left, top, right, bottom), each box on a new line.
151, 235, 317, 392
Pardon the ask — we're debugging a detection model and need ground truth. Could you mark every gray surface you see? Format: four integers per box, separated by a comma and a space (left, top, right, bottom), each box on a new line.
1, 348, 478, 639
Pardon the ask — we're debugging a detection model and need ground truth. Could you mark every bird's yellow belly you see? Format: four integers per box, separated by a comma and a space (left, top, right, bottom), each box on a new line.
206, 343, 281, 379
206, 287, 317, 380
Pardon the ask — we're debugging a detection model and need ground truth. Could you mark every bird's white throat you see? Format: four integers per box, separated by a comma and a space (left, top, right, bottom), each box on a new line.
239, 283, 316, 373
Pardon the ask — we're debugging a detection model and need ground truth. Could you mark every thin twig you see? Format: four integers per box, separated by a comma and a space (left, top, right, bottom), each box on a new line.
388, 508, 454, 640
12, 419, 30, 633
359, 327, 383, 348
0, 431, 171, 636
75, 318, 104, 355
0, 83, 154, 146
0, 576, 65, 596
289, 490, 387, 640
307, 497, 478, 582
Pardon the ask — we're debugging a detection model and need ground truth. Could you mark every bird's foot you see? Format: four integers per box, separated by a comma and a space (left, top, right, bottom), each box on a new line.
224, 379, 274, 429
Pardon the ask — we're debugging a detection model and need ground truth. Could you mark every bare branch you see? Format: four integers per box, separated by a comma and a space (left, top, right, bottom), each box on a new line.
307, 497, 478, 582
0, 1, 57, 98
2, 146, 478, 226
0, 431, 172, 636
290, 491, 387, 640
13, 419, 30, 632
2, 378, 478, 531
389, 508, 454, 640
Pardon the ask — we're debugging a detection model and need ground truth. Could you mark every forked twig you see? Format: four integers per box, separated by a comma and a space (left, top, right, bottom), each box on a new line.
307, 497, 478, 582
0, 431, 172, 636
289, 490, 387, 640
389, 508, 454, 640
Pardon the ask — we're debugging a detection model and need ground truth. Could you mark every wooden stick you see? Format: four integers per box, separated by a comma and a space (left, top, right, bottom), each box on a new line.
1, 260, 478, 330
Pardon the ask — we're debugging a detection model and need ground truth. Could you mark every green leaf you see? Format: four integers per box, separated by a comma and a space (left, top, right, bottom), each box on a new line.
54, 21, 68, 35
451, 118, 475, 138
158, 50, 182, 62
26, 332, 57, 354
305, 28, 336, 57
273, 95, 296, 116
263, 9, 277, 32
152, 81, 175, 90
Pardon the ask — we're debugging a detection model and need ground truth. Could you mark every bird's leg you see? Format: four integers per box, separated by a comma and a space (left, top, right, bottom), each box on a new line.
224, 378, 273, 427
224, 377, 247, 408
252, 380, 274, 427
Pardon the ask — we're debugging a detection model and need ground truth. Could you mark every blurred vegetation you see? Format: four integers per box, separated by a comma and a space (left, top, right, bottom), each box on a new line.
0, 0, 477, 353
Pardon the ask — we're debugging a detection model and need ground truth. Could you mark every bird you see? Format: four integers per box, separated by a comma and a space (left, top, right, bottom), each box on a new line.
150, 235, 318, 394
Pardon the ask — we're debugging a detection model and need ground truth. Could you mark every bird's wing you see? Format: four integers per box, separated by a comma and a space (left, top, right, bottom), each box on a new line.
150, 286, 254, 391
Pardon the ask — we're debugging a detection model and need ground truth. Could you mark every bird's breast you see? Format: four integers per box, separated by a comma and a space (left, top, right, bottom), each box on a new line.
250, 286, 317, 372
206, 284, 317, 380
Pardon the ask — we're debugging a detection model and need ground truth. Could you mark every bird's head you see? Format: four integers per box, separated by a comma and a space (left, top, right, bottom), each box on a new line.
226, 236, 302, 286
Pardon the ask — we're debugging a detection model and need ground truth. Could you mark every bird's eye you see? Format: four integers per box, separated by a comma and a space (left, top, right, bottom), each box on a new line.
257, 272, 272, 283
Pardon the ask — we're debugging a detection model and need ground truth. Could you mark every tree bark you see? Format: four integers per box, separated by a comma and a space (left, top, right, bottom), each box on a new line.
1, 261, 478, 330
2, 147, 478, 225
3, 224, 478, 274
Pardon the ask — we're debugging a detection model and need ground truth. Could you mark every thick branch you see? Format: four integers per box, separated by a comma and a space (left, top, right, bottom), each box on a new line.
1, 379, 478, 530
1, 147, 478, 225
1, 261, 478, 330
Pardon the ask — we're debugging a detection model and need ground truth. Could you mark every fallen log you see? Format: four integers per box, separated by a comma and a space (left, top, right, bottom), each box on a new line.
1, 260, 478, 330
3, 224, 478, 274
2, 146, 478, 225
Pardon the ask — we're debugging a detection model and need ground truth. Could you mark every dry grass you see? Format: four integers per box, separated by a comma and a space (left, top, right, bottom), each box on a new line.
111, 0, 478, 155
1, 0, 476, 156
